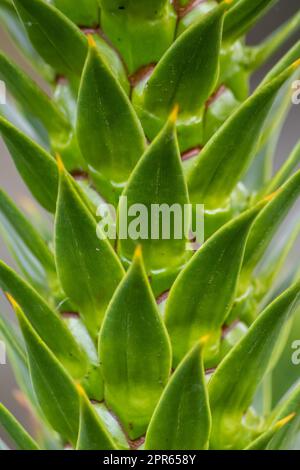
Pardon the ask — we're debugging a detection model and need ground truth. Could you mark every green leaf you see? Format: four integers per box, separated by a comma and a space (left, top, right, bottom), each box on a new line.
76, 386, 116, 450
145, 343, 211, 450
50, 0, 99, 26
12, 0, 88, 77
0, 51, 70, 138
9, 297, 80, 446
261, 40, 300, 84
188, 64, 299, 208
267, 383, 300, 450
208, 281, 300, 449
0, 262, 88, 379
99, 249, 171, 439
0, 0, 54, 80
242, 170, 300, 279
165, 204, 263, 367
0, 189, 56, 291
141, 4, 226, 119
0, 403, 39, 450
118, 111, 189, 276
76, 40, 146, 184
55, 159, 125, 339
0, 117, 58, 212
245, 414, 295, 450
223, 0, 277, 42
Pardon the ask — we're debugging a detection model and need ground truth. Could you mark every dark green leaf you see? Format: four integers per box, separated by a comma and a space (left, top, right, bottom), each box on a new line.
209, 281, 300, 449
165, 204, 264, 367
141, 4, 227, 118
12, 0, 87, 77
118, 111, 189, 276
0, 262, 88, 379
145, 343, 211, 450
0, 403, 39, 450
188, 65, 299, 208
76, 40, 146, 184
9, 297, 80, 446
99, 249, 171, 439
55, 159, 125, 339
0, 117, 58, 212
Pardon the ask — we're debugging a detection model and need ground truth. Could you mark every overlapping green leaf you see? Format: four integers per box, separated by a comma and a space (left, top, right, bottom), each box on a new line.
119, 112, 189, 276
12, 0, 87, 77
209, 281, 300, 449
141, 3, 227, 119
0, 262, 87, 379
99, 249, 171, 440
188, 64, 299, 207
0, 117, 58, 212
165, 204, 263, 367
76, 40, 146, 184
55, 160, 125, 339
50, 0, 99, 26
0, 403, 39, 450
145, 343, 211, 450
245, 414, 295, 450
10, 297, 80, 446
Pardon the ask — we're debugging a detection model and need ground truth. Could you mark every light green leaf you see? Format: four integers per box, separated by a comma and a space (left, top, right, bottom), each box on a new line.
12, 0, 87, 77
0, 403, 39, 450
9, 297, 80, 446
99, 249, 171, 440
0, 52, 70, 138
118, 111, 189, 278
145, 343, 211, 450
0, 189, 56, 292
165, 204, 263, 367
141, 3, 227, 119
209, 281, 300, 449
242, 170, 300, 280
0, 262, 88, 379
263, 140, 300, 195
188, 64, 299, 208
55, 159, 125, 339
223, 0, 277, 42
76, 40, 146, 185
76, 386, 116, 450
0, 117, 58, 212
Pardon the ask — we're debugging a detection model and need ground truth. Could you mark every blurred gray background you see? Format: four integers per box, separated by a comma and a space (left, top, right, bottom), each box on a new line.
0, 0, 299, 447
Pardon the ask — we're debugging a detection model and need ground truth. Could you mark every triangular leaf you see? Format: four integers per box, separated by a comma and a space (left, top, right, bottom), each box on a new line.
145, 343, 211, 450
76, 40, 146, 184
55, 159, 125, 339
99, 249, 171, 439
118, 111, 189, 278
165, 204, 264, 367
